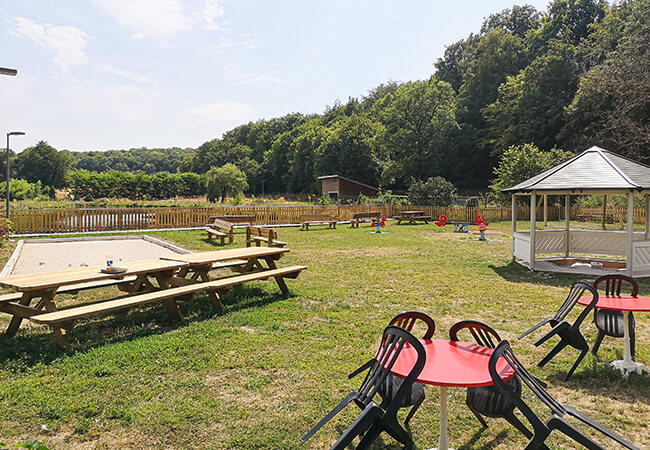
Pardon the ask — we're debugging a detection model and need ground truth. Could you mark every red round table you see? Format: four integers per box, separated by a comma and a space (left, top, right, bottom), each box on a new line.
579, 295, 650, 376
390, 339, 514, 450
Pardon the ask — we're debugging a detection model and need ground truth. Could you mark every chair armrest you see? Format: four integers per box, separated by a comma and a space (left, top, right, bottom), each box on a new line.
533, 322, 569, 347
564, 405, 639, 449
518, 317, 552, 339
348, 359, 373, 379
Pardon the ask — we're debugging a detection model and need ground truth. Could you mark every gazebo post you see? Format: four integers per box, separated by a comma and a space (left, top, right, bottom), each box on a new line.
510, 194, 512, 261
565, 194, 570, 257
530, 191, 536, 270
626, 192, 634, 274
645, 194, 650, 240
543, 194, 548, 229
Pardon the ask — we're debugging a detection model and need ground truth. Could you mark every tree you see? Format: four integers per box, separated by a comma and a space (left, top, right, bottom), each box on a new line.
205, 164, 248, 203
379, 79, 458, 189
489, 143, 574, 205
561, 0, 650, 162
407, 177, 457, 206
14, 141, 70, 191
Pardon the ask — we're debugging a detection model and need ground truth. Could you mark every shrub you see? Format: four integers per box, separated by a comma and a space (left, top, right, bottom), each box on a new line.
407, 177, 456, 206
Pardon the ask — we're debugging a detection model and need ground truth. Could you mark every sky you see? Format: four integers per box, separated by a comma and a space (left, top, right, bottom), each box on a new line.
1, 0, 552, 154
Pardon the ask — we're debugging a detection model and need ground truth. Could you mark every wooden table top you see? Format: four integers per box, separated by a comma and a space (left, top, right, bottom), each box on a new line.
160, 247, 289, 265
0, 259, 188, 291
400, 211, 426, 215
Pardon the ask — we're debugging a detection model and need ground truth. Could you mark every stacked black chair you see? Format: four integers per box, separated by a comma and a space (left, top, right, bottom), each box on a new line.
449, 320, 531, 438
592, 274, 637, 359
300, 326, 426, 449
488, 340, 639, 449
348, 311, 434, 427
518, 282, 599, 380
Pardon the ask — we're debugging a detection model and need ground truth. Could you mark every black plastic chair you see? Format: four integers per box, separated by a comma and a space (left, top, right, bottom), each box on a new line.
518, 281, 599, 380
449, 320, 531, 439
592, 274, 637, 359
489, 340, 639, 449
300, 326, 426, 450
348, 311, 434, 427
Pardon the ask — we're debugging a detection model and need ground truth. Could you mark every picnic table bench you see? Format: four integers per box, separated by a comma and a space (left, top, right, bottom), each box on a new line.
0, 247, 306, 348
350, 211, 381, 228
394, 211, 432, 225
205, 218, 234, 244
300, 213, 337, 231
207, 215, 255, 226
246, 225, 287, 248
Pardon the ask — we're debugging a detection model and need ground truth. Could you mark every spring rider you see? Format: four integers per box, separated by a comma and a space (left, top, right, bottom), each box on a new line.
475, 215, 489, 241
373, 216, 386, 233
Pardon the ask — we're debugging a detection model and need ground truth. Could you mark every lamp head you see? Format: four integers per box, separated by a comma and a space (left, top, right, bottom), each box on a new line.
0, 67, 18, 76
7, 132, 25, 136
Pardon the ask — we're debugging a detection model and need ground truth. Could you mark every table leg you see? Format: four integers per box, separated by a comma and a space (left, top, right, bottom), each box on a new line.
263, 257, 289, 295
5, 293, 34, 336
438, 386, 451, 450
610, 311, 648, 377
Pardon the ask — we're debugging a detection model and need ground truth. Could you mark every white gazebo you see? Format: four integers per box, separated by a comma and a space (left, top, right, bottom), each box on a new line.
503, 146, 650, 277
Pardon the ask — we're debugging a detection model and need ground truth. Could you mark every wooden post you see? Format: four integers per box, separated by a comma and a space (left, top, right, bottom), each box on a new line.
530, 192, 536, 270
543, 194, 548, 229
602, 195, 607, 230
646, 194, 650, 240
510, 194, 517, 261
565, 195, 570, 257
626, 192, 634, 274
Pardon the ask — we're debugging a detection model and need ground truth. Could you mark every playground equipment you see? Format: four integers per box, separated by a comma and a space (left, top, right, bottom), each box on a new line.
475, 215, 489, 241
434, 214, 490, 238
373, 216, 387, 233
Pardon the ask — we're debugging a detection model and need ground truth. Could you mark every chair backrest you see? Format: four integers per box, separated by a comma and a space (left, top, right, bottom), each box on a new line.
554, 282, 599, 327
489, 340, 566, 432
449, 320, 501, 349
357, 326, 426, 413
594, 274, 639, 297
389, 311, 435, 339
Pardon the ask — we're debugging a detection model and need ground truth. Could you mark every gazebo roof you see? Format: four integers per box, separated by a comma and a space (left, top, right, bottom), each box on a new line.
503, 146, 650, 193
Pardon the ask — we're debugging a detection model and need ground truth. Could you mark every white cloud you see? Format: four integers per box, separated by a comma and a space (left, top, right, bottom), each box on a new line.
225, 63, 284, 86
10, 17, 88, 71
181, 101, 256, 124
94, 0, 192, 42
94, 64, 151, 83
95, 0, 226, 42
199, 0, 224, 30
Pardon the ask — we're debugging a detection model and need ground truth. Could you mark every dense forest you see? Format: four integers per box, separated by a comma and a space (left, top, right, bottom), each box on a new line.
8, 0, 650, 200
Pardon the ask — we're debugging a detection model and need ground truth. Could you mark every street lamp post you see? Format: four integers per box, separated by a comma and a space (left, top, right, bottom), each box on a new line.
6, 132, 25, 218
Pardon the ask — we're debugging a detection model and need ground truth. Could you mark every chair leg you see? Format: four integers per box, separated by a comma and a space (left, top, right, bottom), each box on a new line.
330, 406, 382, 450
504, 411, 533, 439
591, 330, 605, 356
299, 394, 355, 443
524, 431, 551, 450
538, 340, 567, 368
629, 323, 635, 360
565, 347, 589, 381
466, 400, 488, 428
404, 395, 425, 427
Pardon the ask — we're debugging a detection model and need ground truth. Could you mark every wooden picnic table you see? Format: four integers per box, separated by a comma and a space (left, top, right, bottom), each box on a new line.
395, 210, 432, 225
0, 259, 188, 347
160, 247, 291, 307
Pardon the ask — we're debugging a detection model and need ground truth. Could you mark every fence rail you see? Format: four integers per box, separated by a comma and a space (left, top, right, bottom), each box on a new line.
7, 205, 647, 234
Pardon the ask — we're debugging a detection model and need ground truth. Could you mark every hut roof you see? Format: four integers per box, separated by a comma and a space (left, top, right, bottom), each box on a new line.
503, 146, 650, 193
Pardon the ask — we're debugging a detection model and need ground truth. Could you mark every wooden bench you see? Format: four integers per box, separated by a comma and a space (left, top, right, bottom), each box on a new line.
205, 218, 234, 244
300, 213, 337, 231
207, 215, 255, 226
30, 265, 307, 348
0, 276, 138, 303
350, 211, 381, 228
246, 226, 287, 248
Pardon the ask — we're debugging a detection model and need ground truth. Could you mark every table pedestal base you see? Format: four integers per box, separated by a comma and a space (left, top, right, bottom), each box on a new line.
611, 359, 648, 377
424, 386, 455, 450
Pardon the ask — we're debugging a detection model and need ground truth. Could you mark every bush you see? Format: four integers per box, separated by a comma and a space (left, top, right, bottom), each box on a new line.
407, 177, 456, 206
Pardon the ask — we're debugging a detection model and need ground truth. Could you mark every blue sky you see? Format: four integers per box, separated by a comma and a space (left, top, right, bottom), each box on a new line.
1, 0, 551, 153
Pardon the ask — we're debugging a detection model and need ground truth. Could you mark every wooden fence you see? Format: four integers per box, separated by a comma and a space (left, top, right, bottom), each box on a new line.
7, 204, 646, 234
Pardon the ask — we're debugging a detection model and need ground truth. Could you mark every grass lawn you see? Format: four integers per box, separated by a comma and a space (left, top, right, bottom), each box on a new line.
0, 221, 648, 449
